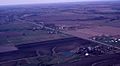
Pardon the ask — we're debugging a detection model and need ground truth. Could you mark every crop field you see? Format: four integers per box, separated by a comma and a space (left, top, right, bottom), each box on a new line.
0, 22, 70, 45
63, 26, 120, 39
0, 1, 120, 66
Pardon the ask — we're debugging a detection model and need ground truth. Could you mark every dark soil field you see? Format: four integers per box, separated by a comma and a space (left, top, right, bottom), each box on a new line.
0, 1, 120, 66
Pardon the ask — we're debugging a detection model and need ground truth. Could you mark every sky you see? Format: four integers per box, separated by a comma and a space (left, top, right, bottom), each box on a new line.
0, 0, 116, 5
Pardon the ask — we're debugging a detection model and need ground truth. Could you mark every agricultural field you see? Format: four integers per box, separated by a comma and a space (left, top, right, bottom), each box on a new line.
0, 1, 120, 66
64, 26, 120, 38
0, 22, 70, 45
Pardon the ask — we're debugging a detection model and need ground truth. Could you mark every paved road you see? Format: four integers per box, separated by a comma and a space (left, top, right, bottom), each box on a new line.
28, 21, 120, 50
7, 20, 120, 66
17, 19, 120, 50
62, 31, 120, 50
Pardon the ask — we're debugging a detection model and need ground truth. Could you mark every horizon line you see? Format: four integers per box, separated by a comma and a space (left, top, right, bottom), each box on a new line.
0, 0, 119, 6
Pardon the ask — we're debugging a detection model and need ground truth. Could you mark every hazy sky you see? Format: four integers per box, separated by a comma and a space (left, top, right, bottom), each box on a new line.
0, 0, 115, 5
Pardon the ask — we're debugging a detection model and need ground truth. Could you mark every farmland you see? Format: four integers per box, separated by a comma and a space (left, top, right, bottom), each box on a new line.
0, 22, 70, 45
0, 1, 120, 66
